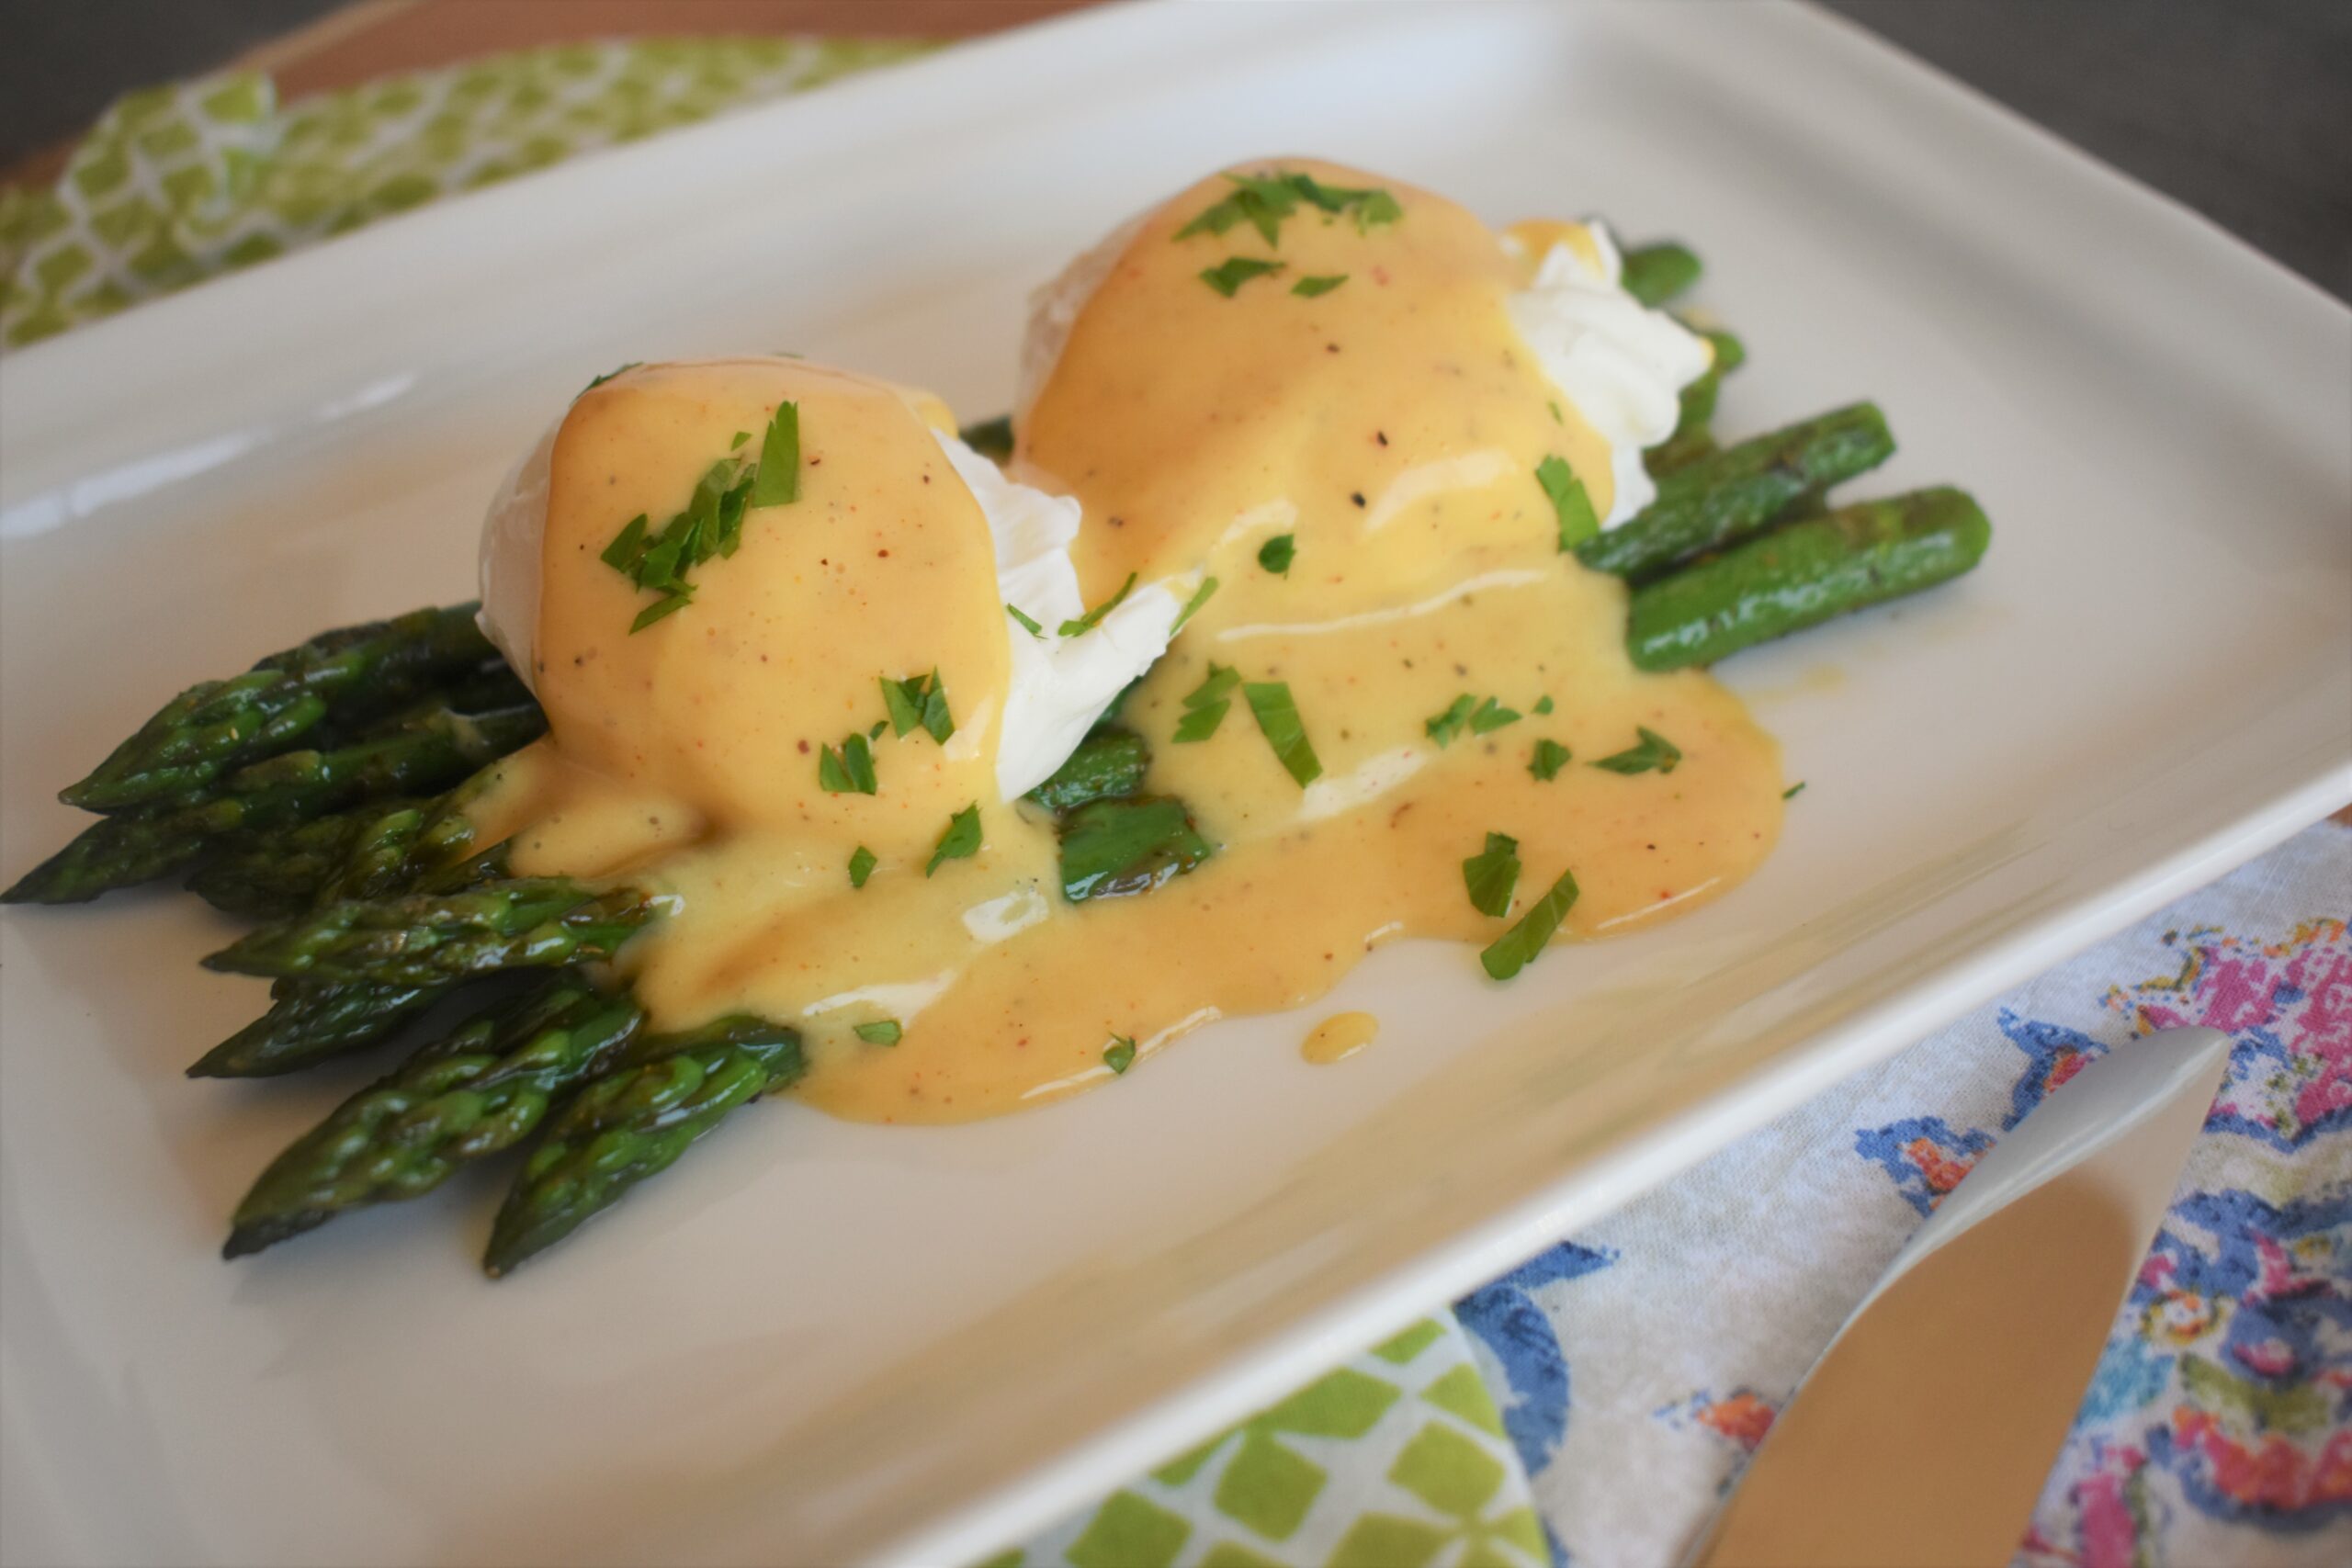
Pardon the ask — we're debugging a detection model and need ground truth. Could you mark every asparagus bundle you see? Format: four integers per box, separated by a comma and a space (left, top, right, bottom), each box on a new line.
226, 976, 647, 1257
3, 701, 542, 906
486, 1015, 805, 1276
64, 604, 495, 810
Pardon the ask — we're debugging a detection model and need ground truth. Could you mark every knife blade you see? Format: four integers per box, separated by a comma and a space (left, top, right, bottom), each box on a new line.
1690, 1025, 2231, 1568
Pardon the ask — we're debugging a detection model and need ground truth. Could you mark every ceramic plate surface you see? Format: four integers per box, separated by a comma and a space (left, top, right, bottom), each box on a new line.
3, 4, 2346, 1563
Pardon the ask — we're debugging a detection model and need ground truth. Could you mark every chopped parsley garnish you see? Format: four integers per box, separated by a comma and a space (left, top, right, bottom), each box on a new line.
1783, 781, 1806, 800
1462, 831, 1521, 919
1536, 456, 1600, 549
879, 670, 954, 743
1533, 695, 1555, 715
1174, 169, 1404, 247
1244, 681, 1322, 785
602, 403, 804, 631
1060, 571, 1137, 637
1200, 256, 1285, 298
1529, 739, 1571, 781
854, 1019, 902, 1045
1591, 727, 1681, 775
1292, 274, 1348, 298
749, 400, 801, 507
1173, 663, 1239, 743
1547, 399, 1565, 424
1257, 533, 1296, 575
926, 803, 983, 875
848, 845, 877, 887
1006, 604, 1044, 637
1172, 575, 1219, 632
729, 430, 751, 449
1426, 694, 1477, 748
582, 361, 640, 392
818, 732, 877, 795
1480, 868, 1579, 981
1469, 696, 1521, 735
1103, 1036, 1137, 1075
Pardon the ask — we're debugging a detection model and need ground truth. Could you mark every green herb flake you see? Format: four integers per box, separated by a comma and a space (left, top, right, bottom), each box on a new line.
1173, 664, 1239, 743
1172, 702, 1229, 743
598, 513, 650, 571
1480, 868, 1579, 981
1257, 533, 1296, 575
1529, 739, 1572, 781
1533, 695, 1555, 715
1201, 256, 1285, 298
749, 400, 801, 508
1172, 575, 1219, 633
1103, 1036, 1137, 1075
582, 361, 640, 392
926, 803, 983, 875
1469, 696, 1521, 735
729, 430, 751, 449
1462, 831, 1521, 919
1591, 727, 1682, 776
1059, 571, 1137, 637
854, 1019, 903, 1046
876, 671, 955, 744
1783, 781, 1806, 800
1244, 681, 1322, 786
818, 732, 877, 795
1006, 603, 1044, 637
1536, 455, 1600, 550
1175, 171, 1401, 248
1292, 274, 1349, 298
848, 845, 877, 887
1426, 694, 1477, 748
629, 592, 692, 633
1547, 399, 1565, 425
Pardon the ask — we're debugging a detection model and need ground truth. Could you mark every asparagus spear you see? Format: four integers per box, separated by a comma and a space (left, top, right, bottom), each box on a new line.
2, 703, 541, 905
484, 1016, 805, 1276
1028, 727, 1148, 814
186, 801, 428, 919
1625, 487, 1991, 671
224, 977, 645, 1258
62, 604, 495, 811
958, 414, 1014, 462
1620, 242, 1702, 308
1058, 795, 1214, 902
203, 877, 659, 987
1577, 402, 1895, 581
188, 978, 455, 1078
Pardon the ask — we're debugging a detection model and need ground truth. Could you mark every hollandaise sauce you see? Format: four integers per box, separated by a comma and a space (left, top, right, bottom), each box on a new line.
470, 161, 1784, 1126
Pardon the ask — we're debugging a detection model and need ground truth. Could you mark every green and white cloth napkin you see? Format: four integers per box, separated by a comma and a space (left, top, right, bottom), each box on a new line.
0, 37, 924, 346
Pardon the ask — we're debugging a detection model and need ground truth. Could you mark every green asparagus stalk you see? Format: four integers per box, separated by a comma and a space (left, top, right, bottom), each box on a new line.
62, 604, 495, 811
2, 703, 541, 906
484, 1016, 805, 1276
1028, 727, 1148, 814
1577, 402, 1895, 581
203, 877, 660, 987
1058, 795, 1214, 902
1620, 242, 1702, 308
188, 978, 456, 1078
224, 977, 645, 1258
1625, 487, 1991, 671
186, 800, 429, 919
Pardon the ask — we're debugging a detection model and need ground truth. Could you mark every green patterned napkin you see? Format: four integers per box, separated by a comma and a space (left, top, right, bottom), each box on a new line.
996, 1317, 1549, 1568
0, 37, 927, 346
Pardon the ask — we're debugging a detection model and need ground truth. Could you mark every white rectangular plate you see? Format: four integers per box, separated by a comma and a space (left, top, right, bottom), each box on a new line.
4, 4, 2346, 1564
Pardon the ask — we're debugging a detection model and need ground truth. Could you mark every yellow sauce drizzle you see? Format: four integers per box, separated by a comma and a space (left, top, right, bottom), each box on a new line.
1302, 1011, 1380, 1065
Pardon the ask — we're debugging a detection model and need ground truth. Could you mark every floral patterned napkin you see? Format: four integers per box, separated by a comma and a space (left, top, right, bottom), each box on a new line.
6, 46, 2343, 1568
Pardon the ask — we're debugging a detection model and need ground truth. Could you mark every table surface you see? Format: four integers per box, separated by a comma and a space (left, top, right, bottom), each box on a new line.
2, 0, 2346, 304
